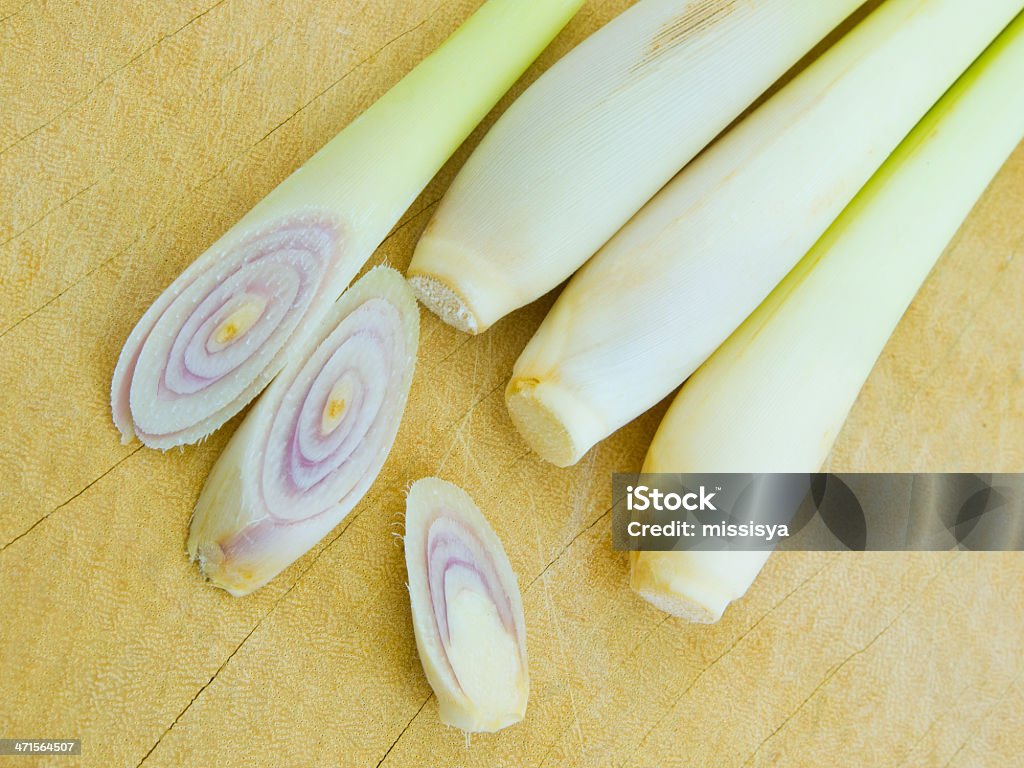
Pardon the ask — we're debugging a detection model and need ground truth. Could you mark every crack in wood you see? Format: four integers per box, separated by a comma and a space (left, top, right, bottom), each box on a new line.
935, 667, 1024, 768
131, 491, 377, 766
0, 445, 143, 553
619, 554, 840, 768
738, 553, 964, 767
1, 0, 231, 157
0, 0, 439, 314
374, 694, 432, 768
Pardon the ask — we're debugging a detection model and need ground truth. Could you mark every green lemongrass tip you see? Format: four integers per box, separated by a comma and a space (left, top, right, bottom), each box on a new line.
303, 0, 587, 231
113, 0, 584, 448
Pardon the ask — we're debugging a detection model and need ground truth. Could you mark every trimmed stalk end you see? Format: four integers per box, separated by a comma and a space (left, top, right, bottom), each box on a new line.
626, 552, 724, 626
186, 431, 270, 598
629, 552, 726, 623
505, 377, 591, 467
408, 275, 479, 334
186, 531, 261, 598
630, 550, 772, 623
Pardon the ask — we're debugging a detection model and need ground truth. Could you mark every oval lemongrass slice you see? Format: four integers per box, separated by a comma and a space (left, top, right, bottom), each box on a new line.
404, 478, 528, 733
407, 0, 865, 334
507, 0, 1023, 467
187, 267, 418, 596
633, 9, 1024, 622
111, 0, 586, 448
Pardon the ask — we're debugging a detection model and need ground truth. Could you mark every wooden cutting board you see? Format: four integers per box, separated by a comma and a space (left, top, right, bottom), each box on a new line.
1, 1, 1022, 766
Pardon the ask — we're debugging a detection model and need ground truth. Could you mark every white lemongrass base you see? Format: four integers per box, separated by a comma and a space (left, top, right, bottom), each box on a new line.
508, 0, 1023, 467
409, 0, 864, 333
632, 9, 1024, 621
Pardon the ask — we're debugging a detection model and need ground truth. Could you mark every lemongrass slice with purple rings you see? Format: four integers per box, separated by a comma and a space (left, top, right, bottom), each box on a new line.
187, 266, 418, 597
112, 215, 343, 448
404, 478, 529, 733
110, 0, 586, 449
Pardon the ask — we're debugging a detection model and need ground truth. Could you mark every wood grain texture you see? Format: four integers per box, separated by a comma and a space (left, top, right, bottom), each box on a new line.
1, 1, 1022, 766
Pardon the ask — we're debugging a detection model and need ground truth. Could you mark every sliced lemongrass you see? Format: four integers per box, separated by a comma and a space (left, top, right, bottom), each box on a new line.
187, 267, 418, 596
404, 478, 528, 733
507, 0, 1023, 467
407, 0, 865, 334
630, 551, 773, 624
111, 0, 585, 448
633, 9, 1024, 622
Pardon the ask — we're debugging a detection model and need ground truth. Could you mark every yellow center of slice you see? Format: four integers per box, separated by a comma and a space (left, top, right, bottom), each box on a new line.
208, 297, 267, 352
321, 379, 354, 434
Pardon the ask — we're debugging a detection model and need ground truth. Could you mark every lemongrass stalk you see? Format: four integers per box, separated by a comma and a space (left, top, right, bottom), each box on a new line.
404, 478, 528, 733
633, 9, 1024, 622
507, 0, 1023, 468
187, 267, 417, 596
111, 0, 584, 449
407, 0, 865, 334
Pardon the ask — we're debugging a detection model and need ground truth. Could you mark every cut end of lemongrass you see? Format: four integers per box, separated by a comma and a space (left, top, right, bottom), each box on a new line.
405, 478, 528, 733
187, 267, 420, 597
111, 215, 344, 449
629, 550, 772, 623
630, 587, 721, 624
408, 233, 515, 335
505, 377, 592, 467
629, 552, 726, 623
407, 275, 479, 334
188, 541, 254, 599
